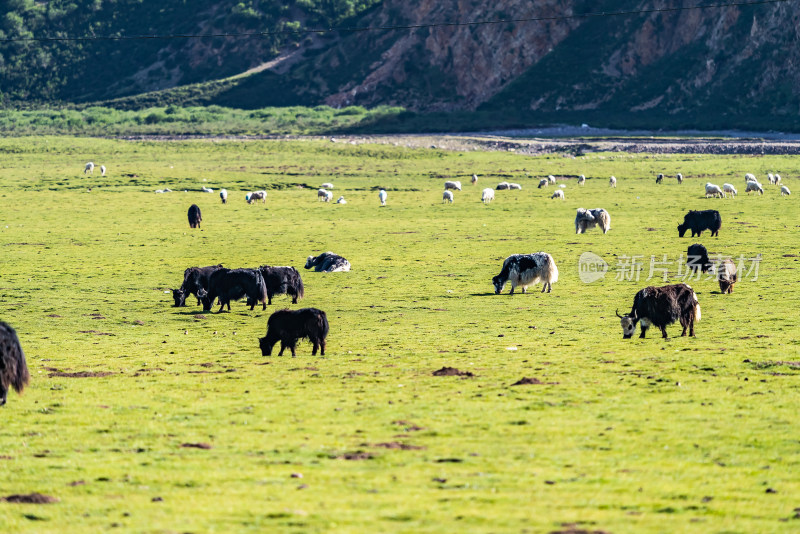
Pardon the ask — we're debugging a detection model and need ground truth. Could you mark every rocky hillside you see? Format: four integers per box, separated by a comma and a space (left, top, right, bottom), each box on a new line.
4, 0, 800, 129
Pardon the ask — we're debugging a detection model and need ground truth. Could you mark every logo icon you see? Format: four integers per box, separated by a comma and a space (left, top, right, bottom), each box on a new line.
578, 252, 608, 284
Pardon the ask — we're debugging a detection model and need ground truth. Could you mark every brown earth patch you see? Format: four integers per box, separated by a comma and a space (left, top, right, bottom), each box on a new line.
332, 451, 373, 460
393, 420, 424, 432
194, 315, 206, 320
1, 493, 59, 504
433, 367, 474, 377
46, 314, 62, 318
48, 371, 113, 378
0, 455, 13, 460
511, 377, 559, 386
78, 330, 115, 336
370, 442, 426, 450
181, 442, 212, 450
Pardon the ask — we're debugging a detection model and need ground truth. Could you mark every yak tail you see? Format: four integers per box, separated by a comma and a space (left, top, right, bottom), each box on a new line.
544, 254, 559, 284
692, 291, 701, 322
255, 272, 268, 304
294, 269, 305, 300
599, 210, 611, 233
1, 322, 30, 395
317, 310, 330, 338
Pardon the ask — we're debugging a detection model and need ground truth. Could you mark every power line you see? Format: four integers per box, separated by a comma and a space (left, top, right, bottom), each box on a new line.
0, 0, 791, 43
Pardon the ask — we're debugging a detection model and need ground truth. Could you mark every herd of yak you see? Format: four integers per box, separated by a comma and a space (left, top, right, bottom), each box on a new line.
0, 168, 766, 407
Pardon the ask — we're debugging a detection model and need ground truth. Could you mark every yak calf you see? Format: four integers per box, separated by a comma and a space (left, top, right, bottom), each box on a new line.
259, 308, 328, 357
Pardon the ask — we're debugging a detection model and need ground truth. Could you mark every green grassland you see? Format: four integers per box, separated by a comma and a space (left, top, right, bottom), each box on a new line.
1, 136, 799, 533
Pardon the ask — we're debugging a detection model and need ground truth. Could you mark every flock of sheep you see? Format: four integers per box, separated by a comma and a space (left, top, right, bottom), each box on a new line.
704, 172, 789, 197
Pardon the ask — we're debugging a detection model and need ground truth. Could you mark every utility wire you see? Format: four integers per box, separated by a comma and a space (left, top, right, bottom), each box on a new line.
0, 0, 791, 43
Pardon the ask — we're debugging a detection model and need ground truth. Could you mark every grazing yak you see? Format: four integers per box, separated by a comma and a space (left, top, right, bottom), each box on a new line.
686, 244, 711, 274
305, 252, 351, 272
492, 252, 559, 294
715, 258, 738, 294
656, 173, 664, 184
677, 173, 684, 184
575, 208, 611, 234
578, 175, 586, 185
257, 266, 305, 305
318, 189, 333, 202
198, 268, 268, 312
187, 204, 202, 228
617, 283, 701, 339
259, 308, 329, 356
173, 264, 224, 306
0, 321, 29, 406
246, 190, 267, 204
678, 209, 721, 237
537, 179, 548, 189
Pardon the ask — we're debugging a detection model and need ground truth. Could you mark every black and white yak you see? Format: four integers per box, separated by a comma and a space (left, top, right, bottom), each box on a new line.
617, 283, 701, 339
492, 253, 559, 294
259, 308, 329, 356
258, 266, 305, 305
575, 208, 611, 234
1, 321, 29, 406
187, 204, 202, 228
715, 258, 738, 294
686, 244, 711, 274
304, 252, 351, 272
678, 209, 721, 237
198, 268, 268, 312
173, 264, 224, 306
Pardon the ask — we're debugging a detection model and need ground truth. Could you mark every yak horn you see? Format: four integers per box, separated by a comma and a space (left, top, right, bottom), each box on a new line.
615, 309, 624, 319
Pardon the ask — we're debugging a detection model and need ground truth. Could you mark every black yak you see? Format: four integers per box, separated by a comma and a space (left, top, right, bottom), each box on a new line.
259, 308, 328, 356
258, 266, 304, 305
492, 253, 559, 294
617, 283, 701, 339
686, 244, 711, 274
198, 268, 267, 312
304, 252, 351, 272
716, 258, 738, 294
173, 264, 223, 306
1, 322, 30, 406
678, 209, 721, 237
188, 204, 202, 228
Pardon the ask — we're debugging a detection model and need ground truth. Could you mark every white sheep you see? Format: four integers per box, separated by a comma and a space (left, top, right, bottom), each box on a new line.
609, 176, 617, 188
481, 188, 494, 203
442, 190, 454, 203
444, 180, 462, 191
745, 173, 756, 183
722, 183, 737, 198
578, 175, 586, 186
336, 196, 347, 204
496, 182, 510, 190
201, 186, 214, 193
705, 183, 723, 198
508, 183, 522, 190
548, 175, 556, 184
471, 174, 478, 185
537, 179, 548, 189
781, 185, 791, 196
551, 190, 564, 200
317, 189, 333, 202
774, 174, 782, 185
321, 182, 334, 189
768, 173, 775, 184
219, 189, 228, 203
745, 181, 764, 195
378, 189, 387, 206
100, 165, 106, 176
84, 162, 94, 174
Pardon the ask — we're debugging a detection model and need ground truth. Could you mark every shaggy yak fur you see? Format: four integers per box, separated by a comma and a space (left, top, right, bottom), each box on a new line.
686, 244, 711, 274
259, 308, 329, 356
304, 252, 351, 272
0, 322, 29, 406
257, 266, 305, 305
173, 264, 223, 306
575, 208, 611, 234
492, 253, 559, 294
617, 283, 701, 339
678, 209, 721, 237
187, 204, 202, 228
198, 268, 267, 312
716, 258, 738, 294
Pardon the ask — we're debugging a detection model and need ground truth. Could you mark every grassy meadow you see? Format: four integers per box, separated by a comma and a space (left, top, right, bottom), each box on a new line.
0, 136, 799, 533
